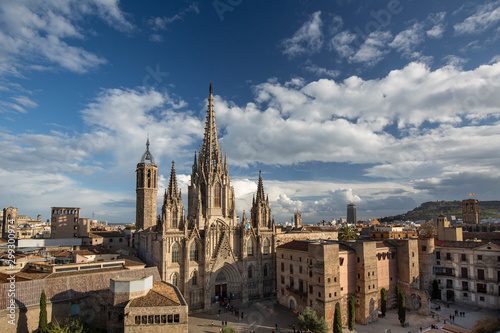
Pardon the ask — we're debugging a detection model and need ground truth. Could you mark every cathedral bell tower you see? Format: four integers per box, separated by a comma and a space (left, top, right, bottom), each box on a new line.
136, 138, 158, 231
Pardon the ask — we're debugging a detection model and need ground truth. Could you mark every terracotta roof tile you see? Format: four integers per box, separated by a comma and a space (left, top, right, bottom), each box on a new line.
129, 281, 180, 307
277, 240, 309, 252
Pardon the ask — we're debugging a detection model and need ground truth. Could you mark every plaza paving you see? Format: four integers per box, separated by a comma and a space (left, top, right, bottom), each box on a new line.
188, 299, 500, 333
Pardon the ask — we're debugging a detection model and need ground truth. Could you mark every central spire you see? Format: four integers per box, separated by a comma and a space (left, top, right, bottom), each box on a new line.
201, 83, 221, 173
167, 161, 178, 199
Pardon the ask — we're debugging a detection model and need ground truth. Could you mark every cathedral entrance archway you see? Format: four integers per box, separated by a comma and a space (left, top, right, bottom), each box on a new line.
211, 263, 241, 303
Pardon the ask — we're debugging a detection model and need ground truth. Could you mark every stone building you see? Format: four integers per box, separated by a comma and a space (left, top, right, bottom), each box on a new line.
50, 207, 90, 238
425, 239, 500, 309
136, 84, 276, 311
276, 238, 427, 331
0, 260, 187, 332
462, 199, 479, 224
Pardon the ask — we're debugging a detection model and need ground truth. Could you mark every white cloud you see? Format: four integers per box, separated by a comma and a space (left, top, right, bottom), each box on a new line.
427, 24, 445, 38
454, 1, 500, 35
389, 22, 425, 57
349, 31, 392, 66
303, 64, 339, 78
281, 11, 323, 57
148, 3, 199, 30
0, 0, 134, 75
329, 31, 356, 58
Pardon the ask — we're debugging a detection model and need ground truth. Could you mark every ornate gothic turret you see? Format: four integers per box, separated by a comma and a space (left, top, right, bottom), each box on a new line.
251, 171, 272, 229
136, 138, 157, 231
188, 84, 236, 229
161, 161, 184, 230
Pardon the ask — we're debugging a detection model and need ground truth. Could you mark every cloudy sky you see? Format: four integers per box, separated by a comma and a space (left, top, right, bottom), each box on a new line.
1, 0, 499, 224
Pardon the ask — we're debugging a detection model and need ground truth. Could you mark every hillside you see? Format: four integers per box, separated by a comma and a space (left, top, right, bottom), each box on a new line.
380, 200, 500, 222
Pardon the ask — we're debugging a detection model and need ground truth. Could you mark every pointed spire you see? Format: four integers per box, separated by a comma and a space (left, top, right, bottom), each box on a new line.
200, 83, 220, 173
242, 210, 246, 220
256, 170, 265, 202
167, 161, 178, 199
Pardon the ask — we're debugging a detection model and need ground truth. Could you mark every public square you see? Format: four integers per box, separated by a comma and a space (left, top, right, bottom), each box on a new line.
188, 299, 500, 333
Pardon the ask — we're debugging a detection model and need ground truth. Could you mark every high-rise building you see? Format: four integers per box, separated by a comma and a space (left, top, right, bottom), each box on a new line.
347, 203, 357, 224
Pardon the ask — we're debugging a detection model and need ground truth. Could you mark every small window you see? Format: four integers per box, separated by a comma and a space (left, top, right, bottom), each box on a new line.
70, 304, 79, 316
334, 277, 337, 282
318, 292, 321, 297
155, 315, 160, 324
357, 257, 360, 263
335, 292, 337, 296
174, 314, 180, 322
135, 316, 141, 325
290, 264, 293, 274
299, 257, 302, 262
478, 255, 483, 261
161, 315, 166, 324
422, 245, 427, 251
281, 262, 284, 272
290, 255, 293, 260
446, 253, 451, 260
142, 315, 147, 324
357, 286, 360, 292
168, 315, 173, 323
299, 266, 302, 274
463, 292, 468, 297
281, 275, 285, 284
148, 315, 153, 324
309, 285, 313, 294
412, 252, 415, 257
328, 278, 331, 283
479, 296, 485, 301
281, 254, 284, 258
329, 293, 332, 298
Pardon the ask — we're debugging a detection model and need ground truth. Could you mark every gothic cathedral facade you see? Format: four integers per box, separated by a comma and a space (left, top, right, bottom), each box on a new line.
136, 84, 276, 311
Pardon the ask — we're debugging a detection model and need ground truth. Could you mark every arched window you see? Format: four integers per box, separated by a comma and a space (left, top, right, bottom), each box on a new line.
214, 182, 221, 208
172, 273, 178, 287
192, 271, 197, 286
172, 243, 179, 263
248, 265, 253, 279
247, 239, 254, 257
263, 264, 268, 277
263, 238, 270, 255
190, 242, 199, 262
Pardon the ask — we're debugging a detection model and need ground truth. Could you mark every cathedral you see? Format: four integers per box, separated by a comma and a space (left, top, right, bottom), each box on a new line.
135, 84, 276, 311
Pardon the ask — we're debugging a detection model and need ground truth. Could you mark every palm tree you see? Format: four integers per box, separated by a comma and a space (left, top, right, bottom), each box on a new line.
339, 226, 358, 241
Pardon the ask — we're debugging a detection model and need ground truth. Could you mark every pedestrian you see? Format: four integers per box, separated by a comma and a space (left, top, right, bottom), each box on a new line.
420, 327, 422, 332
222, 320, 224, 326
275, 323, 278, 330
211, 321, 214, 326
225, 320, 227, 326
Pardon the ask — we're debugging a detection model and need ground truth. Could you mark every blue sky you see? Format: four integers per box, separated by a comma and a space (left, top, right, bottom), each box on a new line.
1, 0, 500, 224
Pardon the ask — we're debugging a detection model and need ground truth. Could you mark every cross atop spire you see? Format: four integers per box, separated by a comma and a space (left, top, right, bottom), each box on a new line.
200, 83, 221, 173
141, 137, 155, 164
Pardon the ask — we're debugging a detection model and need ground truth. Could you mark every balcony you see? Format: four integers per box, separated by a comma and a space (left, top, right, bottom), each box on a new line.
435, 267, 454, 277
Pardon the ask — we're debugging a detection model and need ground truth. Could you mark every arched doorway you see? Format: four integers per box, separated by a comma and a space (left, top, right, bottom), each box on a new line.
211, 262, 242, 303
290, 299, 295, 310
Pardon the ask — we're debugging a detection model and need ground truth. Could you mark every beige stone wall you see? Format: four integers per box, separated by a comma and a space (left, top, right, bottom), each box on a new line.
124, 305, 188, 333
275, 231, 338, 248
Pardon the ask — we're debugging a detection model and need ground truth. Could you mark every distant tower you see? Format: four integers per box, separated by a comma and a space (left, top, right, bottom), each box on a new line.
347, 203, 357, 224
2, 206, 18, 239
294, 211, 302, 228
136, 138, 158, 231
462, 198, 479, 224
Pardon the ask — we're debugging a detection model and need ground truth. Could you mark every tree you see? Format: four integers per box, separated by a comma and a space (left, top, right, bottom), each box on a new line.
334, 307, 343, 333
298, 307, 328, 333
338, 226, 358, 241
380, 288, 387, 316
432, 279, 441, 300
470, 316, 500, 333
222, 327, 239, 333
397, 290, 406, 326
348, 296, 355, 331
419, 221, 437, 238
38, 290, 48, 333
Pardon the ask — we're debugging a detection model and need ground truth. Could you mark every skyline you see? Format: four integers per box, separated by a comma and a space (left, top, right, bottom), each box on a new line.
1, 1, 500, 224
